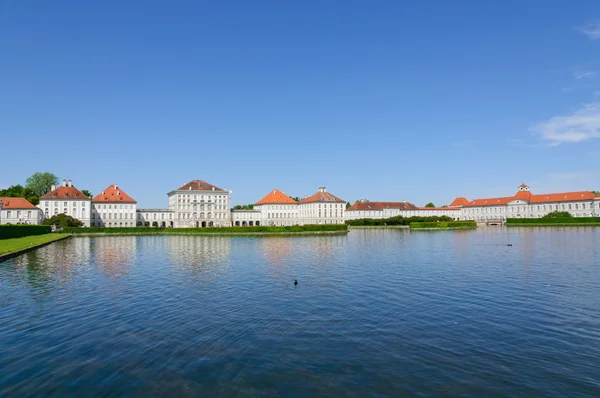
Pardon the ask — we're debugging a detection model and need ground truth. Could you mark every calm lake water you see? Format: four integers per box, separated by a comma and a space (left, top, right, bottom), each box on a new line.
1, 228, 600, 397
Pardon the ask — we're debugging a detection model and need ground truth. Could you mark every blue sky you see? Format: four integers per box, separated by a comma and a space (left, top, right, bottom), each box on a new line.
1, 1, 599, 207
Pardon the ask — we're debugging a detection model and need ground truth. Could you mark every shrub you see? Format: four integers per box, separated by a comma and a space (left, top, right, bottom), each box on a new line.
0, 225, 52, 240
542, 211, 572, 219
409, 221, 477, 229
42, 214, 83, 227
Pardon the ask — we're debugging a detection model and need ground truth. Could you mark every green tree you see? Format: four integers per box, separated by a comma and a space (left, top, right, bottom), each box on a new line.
0, 185, 39, 205
425, 202, 435, 208
542, 211, 572, 219
25, 172, 59, 197
81, 189, 92, 198
346, 202, 351, 209
592, 191, 599, 195
42, 213, 83, 227
233, 204, 254, 210
291, 197, 301, 202
0, 184, 25, 197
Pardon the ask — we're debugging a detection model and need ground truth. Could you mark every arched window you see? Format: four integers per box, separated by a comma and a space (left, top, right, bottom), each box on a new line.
193, 212, 197, 218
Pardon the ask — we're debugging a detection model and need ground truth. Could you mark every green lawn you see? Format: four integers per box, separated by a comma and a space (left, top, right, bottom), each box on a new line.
0, 234, 69, 256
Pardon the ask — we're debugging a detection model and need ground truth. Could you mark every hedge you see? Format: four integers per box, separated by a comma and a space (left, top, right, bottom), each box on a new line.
346, 215, 453, 226
410, 221, 477, 229
0, 225, 52, 240
61, 224, 348, 234
506, 217, 600, 224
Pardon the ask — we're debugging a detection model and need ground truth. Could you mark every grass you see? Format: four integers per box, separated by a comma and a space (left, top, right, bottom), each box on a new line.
0, 234, 69, 256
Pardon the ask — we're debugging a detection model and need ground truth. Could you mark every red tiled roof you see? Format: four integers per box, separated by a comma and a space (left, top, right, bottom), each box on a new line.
530, 191, 596, 203
465, 190, 597, 207
0, 197, 38, 209
299, 190, 345, 204
255, 189, 297, 205
177, 180, 223, 191
449, 197, 469, 207
346, 201, 418, 211
93, 184, 136, 203
40, 185, 90, 200
514, 190, 532, 200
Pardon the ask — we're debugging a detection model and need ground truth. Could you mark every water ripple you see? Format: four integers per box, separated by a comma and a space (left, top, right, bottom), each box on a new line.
0, 229, 599, 396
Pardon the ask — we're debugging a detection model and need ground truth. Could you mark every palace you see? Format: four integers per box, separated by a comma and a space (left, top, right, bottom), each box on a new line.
137, 180, 232, 228
345, 183, 600, 222
2, 179, 599, 227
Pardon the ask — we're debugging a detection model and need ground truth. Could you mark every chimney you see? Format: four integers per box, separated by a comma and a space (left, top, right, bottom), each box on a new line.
68, 180, 72, 187
114, 184, 118, 190
51, 184, 56, 191
62, 179, 66, 187
319, 187, 327, 193
212, 187, 215, 191
189, 187, 192, 190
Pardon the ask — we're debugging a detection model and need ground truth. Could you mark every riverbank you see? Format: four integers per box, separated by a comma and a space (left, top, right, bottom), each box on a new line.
506, 223, 600, 227
62, 230, 349, 237
0, 234, 71, 262
59, 224, 348, 237
348, 225, 409, 229
505, 217, 600, 227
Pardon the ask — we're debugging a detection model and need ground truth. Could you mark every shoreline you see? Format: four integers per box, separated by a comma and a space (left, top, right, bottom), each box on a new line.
348, 225, 409, 229
506, 223, 600, 227
59, 230, 349, 237
410, 227, 476, 231
0, 234, 71, 263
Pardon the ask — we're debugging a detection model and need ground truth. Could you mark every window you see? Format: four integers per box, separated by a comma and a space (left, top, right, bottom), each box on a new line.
6, 211, 11, 218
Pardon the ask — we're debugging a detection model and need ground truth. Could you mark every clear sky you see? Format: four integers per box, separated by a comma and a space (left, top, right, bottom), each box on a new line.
2, 1, 599, 208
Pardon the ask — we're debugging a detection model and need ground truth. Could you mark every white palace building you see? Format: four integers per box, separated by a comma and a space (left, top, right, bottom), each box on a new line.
345, 183, 600, 222
2, 179, 598, 227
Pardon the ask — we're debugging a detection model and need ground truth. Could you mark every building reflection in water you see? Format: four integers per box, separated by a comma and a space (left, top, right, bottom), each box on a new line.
91, 236, 137, 280
259, 235, 348, 272
167, 235, 231, 272
10, 237, 93, 294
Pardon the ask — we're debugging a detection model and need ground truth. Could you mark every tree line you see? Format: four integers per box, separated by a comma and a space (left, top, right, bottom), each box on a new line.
0, 172, 91, 205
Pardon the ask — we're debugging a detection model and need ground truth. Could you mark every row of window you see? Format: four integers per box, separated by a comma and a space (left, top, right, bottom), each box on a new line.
4, 210, 34, 219
92, 222, 134, 227
93, 204, 135, 210
93, 213, 135, 220
466, 202, 599, 214
178, 205, 226, 211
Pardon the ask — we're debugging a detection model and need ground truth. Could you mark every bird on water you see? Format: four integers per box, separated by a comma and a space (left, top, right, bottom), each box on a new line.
294, 279, 298, 286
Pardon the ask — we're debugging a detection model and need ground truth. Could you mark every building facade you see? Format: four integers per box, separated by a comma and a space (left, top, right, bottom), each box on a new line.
167, 180, 232, 228
455, 184, 600, 221
39, 180, 92, 227
298, 187, 346, 225
345, 200, 462, 220
92, 184, 137, 227
231, 186, 345, 226
137, 209, 175, 227
0, 197, 44, 225
253, 189, 298, 226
